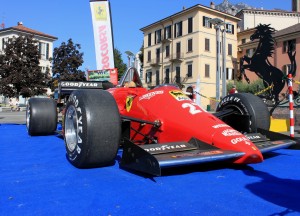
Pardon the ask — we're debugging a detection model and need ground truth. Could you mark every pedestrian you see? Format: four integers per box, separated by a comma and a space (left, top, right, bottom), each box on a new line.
186, 86, 194, 100
16, 99, 20, 111
9, 99, 13, 112
229, 85, 238, 94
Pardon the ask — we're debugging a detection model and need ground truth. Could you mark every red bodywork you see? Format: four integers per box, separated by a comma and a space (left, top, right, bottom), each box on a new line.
107, 85, 263, 164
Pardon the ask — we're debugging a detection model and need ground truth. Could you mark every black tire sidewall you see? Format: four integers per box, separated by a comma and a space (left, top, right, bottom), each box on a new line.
64, 89, 121, 168
27, 98, 57, 136
216, 93, 270, 132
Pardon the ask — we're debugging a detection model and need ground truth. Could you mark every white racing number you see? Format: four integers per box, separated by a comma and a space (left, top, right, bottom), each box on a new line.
182, 102, 202, 115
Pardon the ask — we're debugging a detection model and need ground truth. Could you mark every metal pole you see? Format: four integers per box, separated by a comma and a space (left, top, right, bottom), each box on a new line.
215, 25, 220, 103
222, 29, 227, 97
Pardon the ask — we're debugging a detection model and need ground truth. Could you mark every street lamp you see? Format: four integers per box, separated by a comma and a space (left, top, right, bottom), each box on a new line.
125, 50, 135, 80
209, 18, 226, 103
125, 50, 135, 68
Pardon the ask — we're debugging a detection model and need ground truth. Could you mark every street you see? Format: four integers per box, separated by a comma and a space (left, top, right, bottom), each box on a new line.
0, 111, 26, 124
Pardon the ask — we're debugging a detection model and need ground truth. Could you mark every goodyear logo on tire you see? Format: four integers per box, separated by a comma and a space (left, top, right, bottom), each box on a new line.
126, 96, 134, 112
169, 90, 189, 101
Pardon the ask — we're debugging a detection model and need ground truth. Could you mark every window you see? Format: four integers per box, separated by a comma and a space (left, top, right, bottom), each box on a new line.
187, 39, 193, 52
176, 42, 181, 59
228, 44, 232, 56
164, 25, 172, 39
2, 37, 9, 50
205, 38, 210, 51
205, 64, 210, 77
226, 24, 234, 34
147, 51, 151, 62
146, 71, 152, 83
39, 42, 49, 60
283, 39, 296, 53
165, 68, 170, 83
156, 70, 160, 85
165, 45, 170, 57
188, 17, 193, 33
246, 49, 255, 57
155, 29, 162, 44
175, 67, 181, 83
148, 33, 151, 47
174, 21, 182, 38
156, 48, 160, 63
203, 16, 212, 28
226, 68, 234, 80
187, 63, 193, 77
241, 38, 246, 44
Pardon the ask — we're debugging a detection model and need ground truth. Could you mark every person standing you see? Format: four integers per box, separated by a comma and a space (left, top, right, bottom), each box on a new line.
229, 85, 238, 94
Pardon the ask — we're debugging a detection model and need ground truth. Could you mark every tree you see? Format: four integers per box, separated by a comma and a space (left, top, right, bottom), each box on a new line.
0, 35, 49, 98
114, 48, 127, 79
51, 39, 86, 90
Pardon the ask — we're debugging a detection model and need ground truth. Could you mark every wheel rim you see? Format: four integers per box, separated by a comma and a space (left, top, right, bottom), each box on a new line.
26, 104, 30, 129
65, 105, 78, 152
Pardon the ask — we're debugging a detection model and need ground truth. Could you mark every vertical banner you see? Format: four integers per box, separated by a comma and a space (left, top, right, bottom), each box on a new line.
90, 0, 115, 69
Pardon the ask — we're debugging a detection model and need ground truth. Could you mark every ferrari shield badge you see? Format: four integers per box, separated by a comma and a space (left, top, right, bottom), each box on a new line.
169, 90, 189, 101
126, 96, 134, 112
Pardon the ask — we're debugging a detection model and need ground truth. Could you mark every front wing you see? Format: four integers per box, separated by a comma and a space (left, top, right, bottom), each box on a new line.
120, 130, 296, 176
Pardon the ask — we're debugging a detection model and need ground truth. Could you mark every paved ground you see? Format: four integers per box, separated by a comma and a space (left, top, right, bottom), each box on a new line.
0, 110, 27, 124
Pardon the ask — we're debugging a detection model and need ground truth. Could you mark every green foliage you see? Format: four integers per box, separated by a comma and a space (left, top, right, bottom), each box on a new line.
227, 79, 265, 94
51, 38, 86, 90
0, 34, 49, 98
114, 48, 127, 79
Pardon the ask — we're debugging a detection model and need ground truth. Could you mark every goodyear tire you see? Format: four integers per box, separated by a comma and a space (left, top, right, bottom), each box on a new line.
26, 98, 57, 136
64, 89, 121, 168
216, 93, 270, 132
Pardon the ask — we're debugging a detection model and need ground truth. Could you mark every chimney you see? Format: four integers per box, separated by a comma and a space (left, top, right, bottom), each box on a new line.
17, 21, 23, 26
210, 2, 215, 9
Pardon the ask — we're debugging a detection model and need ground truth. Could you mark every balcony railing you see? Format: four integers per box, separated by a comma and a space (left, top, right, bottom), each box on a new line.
170, 52, 184, 62
150, 58, 161, 67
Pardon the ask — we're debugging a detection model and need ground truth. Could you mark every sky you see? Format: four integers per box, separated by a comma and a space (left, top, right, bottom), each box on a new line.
0, 0, 292, 70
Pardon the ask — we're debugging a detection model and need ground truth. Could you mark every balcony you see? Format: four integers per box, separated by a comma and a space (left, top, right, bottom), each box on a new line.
161, 38, 172, 43
150, 58, 162, 67
170, 52, 184, 63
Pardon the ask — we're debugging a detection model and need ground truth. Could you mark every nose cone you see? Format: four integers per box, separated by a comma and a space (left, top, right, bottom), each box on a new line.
212, 129, 263, 164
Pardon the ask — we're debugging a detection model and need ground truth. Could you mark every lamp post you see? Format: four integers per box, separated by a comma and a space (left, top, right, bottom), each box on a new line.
125, 50, 135, 80
125, 50, 135, 67
209, 18, 226, 103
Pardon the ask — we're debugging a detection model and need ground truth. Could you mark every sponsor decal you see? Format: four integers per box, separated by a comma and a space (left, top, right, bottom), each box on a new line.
67, 94, 83, 159
222, 129, 241, 136
231, 136, 251, 145
126, 96, 134, 112
171, 150, 223, 158
272, 141, 285, 145
139, 91, 164, 101
144, 144, 187, 152
60, 82, 100, 88
212, 124, 229, 129
169, 90, 190, 101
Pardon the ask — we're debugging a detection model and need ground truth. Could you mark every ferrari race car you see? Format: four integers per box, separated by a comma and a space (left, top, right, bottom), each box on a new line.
26, 67, 296, 176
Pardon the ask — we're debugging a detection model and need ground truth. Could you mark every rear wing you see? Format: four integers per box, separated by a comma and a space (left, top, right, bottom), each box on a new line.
58, 81, 113, 98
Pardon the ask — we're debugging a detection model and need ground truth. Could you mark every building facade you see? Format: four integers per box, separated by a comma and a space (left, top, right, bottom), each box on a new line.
0, 22, 57, 103
236, 9, 300, 32
140, 4, 240, 107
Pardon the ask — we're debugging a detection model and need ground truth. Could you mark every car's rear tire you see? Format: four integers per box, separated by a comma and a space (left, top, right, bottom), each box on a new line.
64, 89, 121, 168
26, 98, 57, 136
216, 93, 270, 132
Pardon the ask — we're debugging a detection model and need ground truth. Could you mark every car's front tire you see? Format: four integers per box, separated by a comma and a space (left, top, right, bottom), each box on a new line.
64, 89, 121, 168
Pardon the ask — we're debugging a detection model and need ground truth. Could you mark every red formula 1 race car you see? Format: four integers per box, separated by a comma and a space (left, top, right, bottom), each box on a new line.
26, 68, 296, 176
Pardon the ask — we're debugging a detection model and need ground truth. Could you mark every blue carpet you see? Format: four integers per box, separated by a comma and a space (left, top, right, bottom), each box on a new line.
1, 124, 300, 216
